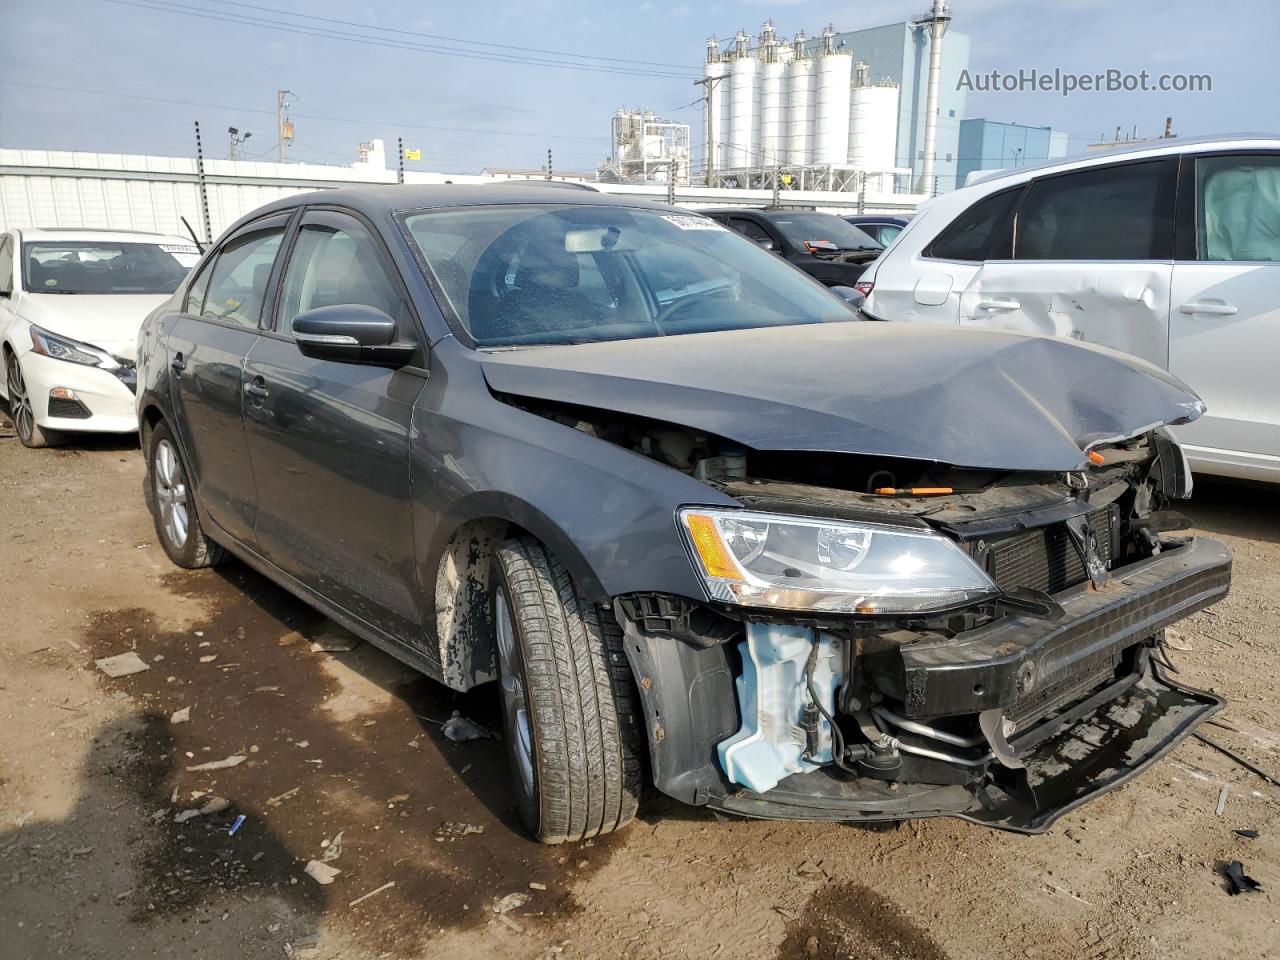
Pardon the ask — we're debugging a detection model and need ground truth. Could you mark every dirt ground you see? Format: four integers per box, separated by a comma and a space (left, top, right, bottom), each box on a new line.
1, 425, 1276, 960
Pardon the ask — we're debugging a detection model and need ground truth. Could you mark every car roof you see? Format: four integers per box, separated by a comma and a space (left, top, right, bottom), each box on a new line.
14, 227, 193, 244
701, 208, 847, 218
964, 132, 1280, 187
246, 183, 670, 221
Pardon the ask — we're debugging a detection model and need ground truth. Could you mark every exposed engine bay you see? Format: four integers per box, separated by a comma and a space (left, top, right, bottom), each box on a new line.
516, 396, 1231, 832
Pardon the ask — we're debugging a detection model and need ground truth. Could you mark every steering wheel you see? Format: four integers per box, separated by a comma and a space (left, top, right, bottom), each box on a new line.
652, 288, 717, 325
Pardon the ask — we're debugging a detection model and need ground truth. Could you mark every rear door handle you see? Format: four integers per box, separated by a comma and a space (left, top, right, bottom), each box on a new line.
171, 352, 186, 374
1179, 300, 1238, 316
243, 376, 269, 403
976, 297, 1021, 311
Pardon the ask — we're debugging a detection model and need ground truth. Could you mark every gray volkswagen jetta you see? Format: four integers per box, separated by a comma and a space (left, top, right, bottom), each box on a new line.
136, 185, 1230, 842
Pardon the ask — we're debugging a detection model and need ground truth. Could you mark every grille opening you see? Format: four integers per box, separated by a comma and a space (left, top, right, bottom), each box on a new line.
985, 508, 1117, 595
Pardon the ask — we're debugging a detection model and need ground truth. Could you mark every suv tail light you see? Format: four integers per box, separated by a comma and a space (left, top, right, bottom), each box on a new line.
853, 280, 874, 297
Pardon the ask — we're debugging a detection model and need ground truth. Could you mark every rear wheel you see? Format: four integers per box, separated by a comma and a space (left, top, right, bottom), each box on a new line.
147, 420, 225, 568
6, 351, 59, 448
492, 535, 642, 843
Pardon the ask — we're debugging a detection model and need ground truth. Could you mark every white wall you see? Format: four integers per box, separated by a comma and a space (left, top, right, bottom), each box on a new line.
0, 147, 920, 240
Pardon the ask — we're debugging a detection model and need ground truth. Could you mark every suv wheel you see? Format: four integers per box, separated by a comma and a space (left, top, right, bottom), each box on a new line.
492, 535, 642, 843
147, 420, 225, 568
6, 351, 59, 448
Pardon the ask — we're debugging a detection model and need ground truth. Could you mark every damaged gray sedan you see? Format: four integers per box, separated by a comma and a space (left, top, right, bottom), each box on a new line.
136, 186, 1230, 842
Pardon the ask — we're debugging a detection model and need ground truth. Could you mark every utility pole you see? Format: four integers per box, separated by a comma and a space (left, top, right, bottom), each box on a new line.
667, 158, 677, 205
397, 137, 405, 185
193, 122, 211, 244
227, 127, 251, 161
771, 160, 781, 207
546, 149, 553, 180
694, 76, 726, 188
276, 89, 295, 162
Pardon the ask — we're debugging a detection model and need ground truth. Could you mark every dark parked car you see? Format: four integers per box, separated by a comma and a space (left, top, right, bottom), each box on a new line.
137, 185, 1230, 843
843, 214, 912, 246
701, 208, 882, 287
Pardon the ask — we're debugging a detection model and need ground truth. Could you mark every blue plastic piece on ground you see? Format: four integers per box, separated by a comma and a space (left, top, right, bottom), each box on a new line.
717, 622, 843, 794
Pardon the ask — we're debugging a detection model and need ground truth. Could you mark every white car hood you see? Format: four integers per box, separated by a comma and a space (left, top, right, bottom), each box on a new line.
19, 294, 170, 361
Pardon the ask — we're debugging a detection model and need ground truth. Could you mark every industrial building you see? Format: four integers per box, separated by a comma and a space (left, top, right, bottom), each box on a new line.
702, 3, 970, 194
597, 109, 691, 185
956, 119, 1069, 186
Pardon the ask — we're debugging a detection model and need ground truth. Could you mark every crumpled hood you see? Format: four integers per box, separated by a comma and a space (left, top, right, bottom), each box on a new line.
480, 322, 1205, 472
19, 293, 170, 361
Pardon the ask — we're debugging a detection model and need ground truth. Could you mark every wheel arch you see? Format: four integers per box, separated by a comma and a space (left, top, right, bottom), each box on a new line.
425, 493, 611, 692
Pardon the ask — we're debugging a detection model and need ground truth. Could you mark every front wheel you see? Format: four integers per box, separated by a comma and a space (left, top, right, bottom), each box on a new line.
492, 536, 642, 843
146, 420, 225, 569
6, 351, 59, 448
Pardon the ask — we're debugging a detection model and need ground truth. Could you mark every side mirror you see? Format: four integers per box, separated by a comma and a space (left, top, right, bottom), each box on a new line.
753, 236, 777, 252
829, 286, 867, 312
292, 304, 415, 367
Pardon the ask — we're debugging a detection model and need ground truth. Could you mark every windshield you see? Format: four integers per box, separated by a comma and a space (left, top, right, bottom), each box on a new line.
402, 205, 855, 347
23, 241, 199, 295
767, 213, 882, 252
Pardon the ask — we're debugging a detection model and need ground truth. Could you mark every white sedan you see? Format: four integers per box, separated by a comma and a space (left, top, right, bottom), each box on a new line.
0, 228, 200, 447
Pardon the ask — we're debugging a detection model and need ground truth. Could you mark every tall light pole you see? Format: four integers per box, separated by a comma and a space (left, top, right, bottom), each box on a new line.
276, 89, 295, 162
914, 0, 951, 194
228, 127, 252, 161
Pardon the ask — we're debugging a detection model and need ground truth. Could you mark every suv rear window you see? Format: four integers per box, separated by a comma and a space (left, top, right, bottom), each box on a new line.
925, 188, 1020, 261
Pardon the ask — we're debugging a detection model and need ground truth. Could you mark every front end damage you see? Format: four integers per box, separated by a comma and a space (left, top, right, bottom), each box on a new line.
609, 429, 1230, 833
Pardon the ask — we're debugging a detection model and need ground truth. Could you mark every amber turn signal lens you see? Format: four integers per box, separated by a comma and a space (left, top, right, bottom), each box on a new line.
683, 513, 741, 580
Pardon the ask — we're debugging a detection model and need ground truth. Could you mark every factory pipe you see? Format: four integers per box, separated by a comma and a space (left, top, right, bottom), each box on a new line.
915, 0, 950, 195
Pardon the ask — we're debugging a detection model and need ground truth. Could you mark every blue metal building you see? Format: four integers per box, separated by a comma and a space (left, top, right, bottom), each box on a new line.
956, 119, 1070, 187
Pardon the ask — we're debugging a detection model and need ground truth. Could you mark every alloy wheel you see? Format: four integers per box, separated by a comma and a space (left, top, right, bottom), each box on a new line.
495, 587, 536, 800
153, 438, 190, 549
6, 354, 34, 444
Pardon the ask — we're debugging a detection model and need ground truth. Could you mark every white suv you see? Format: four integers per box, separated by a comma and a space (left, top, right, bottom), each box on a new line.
0, 228, 199, 447
860, 134, 1280, 483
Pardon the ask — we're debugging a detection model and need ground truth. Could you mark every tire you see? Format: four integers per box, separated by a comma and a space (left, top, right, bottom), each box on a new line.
146, 420, 226, 569
5, 350, 60, 448
492, 535, 642, 843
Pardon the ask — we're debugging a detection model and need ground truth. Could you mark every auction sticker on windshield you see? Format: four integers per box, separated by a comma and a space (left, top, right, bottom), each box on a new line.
661, 214, 724, 231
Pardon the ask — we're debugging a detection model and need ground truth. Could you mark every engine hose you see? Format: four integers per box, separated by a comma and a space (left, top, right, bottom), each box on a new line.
804, 642, 859, 775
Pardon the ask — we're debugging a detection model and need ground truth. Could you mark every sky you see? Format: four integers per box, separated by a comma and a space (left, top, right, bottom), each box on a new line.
0, 0, 1276, 174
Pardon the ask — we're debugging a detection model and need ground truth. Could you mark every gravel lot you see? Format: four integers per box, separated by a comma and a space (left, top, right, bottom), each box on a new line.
1, 426, 1276, 960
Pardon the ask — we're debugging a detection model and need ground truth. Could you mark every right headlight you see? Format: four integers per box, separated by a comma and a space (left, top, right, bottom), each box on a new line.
679, 508, 997, 615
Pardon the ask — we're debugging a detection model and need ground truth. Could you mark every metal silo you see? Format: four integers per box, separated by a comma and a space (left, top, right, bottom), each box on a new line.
727, 30, 758, 170
757, 23, 786, 167
813, 26, 853, 165
849, 64, 900, 177
785, 32, 813, 167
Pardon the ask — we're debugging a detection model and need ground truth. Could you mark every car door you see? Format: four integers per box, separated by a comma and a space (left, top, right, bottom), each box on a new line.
958, 158, 1178, 366
242, 208, 427, 640
167, 214, 290, 545
1169, 151, 1280, 480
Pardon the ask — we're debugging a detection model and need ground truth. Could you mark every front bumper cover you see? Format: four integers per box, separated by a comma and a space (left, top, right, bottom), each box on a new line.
623, 536, 1230, 833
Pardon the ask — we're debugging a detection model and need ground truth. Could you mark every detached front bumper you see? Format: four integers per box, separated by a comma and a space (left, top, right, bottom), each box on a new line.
622, 536, 1230, 834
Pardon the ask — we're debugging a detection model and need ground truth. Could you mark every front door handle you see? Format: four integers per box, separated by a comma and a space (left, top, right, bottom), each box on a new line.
243, 376, 269, 404
976, 297, 1021, 311
171, 352, 186, 374
1179, 300, 1238, 316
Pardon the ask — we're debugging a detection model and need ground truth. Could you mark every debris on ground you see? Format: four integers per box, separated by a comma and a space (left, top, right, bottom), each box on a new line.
304, 860, 341, 886
348, 881, 395, 907
529, 881, 547, 891
1194, 732, 1280, 787
267, 786, 300, 806
1216, 786, 1229, 816
187, 755, 247, 772
1234, 829, 1261, 839
321, 831, 344, 863
493, 892, 531, 914
435, 821, 485, 841
1164, 629, 1194, 651
174, 796, 230, 823
442, 711, 495, 742
1222, 860, 1263, 895
170, 706, 191, 724
309, 627, 361, 653
94, 651, 150, 678
228, 814, 246, 835
198, 654, 218, 663
284, 932, 321, 955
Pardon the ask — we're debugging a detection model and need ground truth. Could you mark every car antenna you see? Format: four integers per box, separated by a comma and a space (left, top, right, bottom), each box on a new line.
179, 216, 206, 254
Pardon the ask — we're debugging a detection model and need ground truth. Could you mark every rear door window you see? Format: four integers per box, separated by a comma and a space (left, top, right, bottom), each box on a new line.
1197, 154, 1280, 262
199, 224, 286, 327
728, 217, 774, 244
1014, 160, 1173, 260
926, 188, 1020, 261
